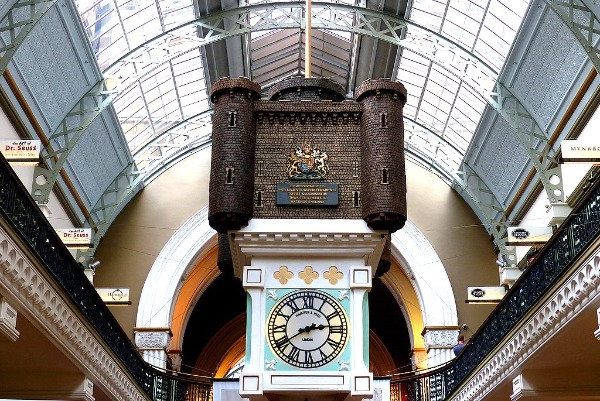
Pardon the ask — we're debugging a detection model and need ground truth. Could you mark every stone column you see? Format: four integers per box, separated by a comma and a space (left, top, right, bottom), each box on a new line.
134, 327, 172, 369
410, 348, 428, 370
168, 350, 183, 372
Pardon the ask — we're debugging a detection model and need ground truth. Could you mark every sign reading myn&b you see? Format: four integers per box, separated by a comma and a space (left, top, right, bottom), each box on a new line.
277, 183, 339, 206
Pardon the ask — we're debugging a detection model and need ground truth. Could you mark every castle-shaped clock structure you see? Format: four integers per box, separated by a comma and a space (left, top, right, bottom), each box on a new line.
208, 76, 407, 401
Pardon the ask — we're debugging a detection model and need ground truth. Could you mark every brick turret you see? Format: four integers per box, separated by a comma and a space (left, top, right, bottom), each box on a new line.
208, 77, 262, 233
355, 79, 408, 233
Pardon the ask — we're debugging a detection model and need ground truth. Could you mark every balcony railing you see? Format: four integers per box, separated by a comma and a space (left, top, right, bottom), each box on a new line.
0, 155, 212, 400
3, 150, 600, 401
390, 176, 600, 400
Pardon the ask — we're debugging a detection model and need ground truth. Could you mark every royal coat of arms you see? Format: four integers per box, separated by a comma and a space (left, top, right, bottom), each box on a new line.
287, 141, 329, 180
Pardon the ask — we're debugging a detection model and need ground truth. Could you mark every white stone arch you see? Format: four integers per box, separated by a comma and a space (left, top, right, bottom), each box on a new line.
391, 220, 457, 327
136, 210, 458, 367
135, 205, 217, 367
391, 220, 458, 366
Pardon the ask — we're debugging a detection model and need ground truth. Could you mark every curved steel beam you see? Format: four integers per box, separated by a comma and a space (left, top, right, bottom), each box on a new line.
404, 118, 515, 261
99, 2, 562, 203
76, 161, 145, 263
133, 110, 213, 183
76, 111, 214, 261
0, 0, 57, 75
488, 82, 564, 203
545, 0, 600, 73
453, 162, 515, 263
32, 79, 119, 203
403, 117, 463, 182
403, 117, 510, 251
104, 2, 497, 96
72, 2, 563, 255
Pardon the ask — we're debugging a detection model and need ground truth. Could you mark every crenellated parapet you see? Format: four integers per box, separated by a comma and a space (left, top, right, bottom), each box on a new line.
210, 76, 262, 103
208, 75, 408, 251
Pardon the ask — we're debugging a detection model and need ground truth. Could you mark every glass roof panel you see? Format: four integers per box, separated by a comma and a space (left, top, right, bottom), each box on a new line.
399, 0, 531, 176
74, 0, 532, 185
75, 0, 211, 165
161, 0, 195, 30
474, 0, 530, 70
246, 0, 354, 89
408, 0, 446, 31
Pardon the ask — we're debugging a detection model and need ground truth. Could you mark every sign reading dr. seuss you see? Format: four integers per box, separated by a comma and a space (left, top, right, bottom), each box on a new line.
0, 139, 41, 164
55, 228, 92, 248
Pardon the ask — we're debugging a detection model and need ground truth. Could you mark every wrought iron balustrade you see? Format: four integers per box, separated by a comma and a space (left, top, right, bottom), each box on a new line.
390, 178, 600, 400
3, 152, 600, 401
0, 155, 212, 400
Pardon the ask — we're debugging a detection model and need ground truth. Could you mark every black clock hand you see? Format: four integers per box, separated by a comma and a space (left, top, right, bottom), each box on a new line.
304, 323, 317, 332
281, 322, 332, 345
285, 323, 317, 342
296, 323, 327, 336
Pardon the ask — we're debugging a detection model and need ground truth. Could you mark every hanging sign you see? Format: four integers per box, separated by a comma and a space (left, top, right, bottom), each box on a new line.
56, 228, 92, 248
466, 286, 506, 304
506, 226, 553, 246
0, 139, 41, 165
96, 288, 131, 305
560, 139, 600, 164
276, 183, 339, 206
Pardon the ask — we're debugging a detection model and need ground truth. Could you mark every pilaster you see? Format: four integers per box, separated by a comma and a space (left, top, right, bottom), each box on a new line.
0, 296, 19, 341
134, 327, 172, 369
421, 326, 459, 366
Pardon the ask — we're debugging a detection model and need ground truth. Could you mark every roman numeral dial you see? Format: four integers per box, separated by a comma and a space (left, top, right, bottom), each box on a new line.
266, 290, 349, 369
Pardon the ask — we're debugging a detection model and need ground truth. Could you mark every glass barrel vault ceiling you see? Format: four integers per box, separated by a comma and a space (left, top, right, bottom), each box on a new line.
74, 0, 531, 184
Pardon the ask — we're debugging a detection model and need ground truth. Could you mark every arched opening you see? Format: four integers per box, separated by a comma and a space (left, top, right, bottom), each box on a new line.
181, 273, 246, 375
382, 168, 389, 184
226, 167, 234, 184
369, 278, 412, 372
138, 210, 456, 374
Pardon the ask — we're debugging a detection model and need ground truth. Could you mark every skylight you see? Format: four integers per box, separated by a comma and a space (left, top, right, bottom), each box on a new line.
73, 0, 532, 184
399, 0, 530, 180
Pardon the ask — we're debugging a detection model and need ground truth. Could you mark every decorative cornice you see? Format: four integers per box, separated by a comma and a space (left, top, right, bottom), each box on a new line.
134, 330, 172, 350
451, 246, 600, 401
422, 328, 458, 350
229, 219, 387, 278
256, 109, 362, 126
0, 225, 147, 401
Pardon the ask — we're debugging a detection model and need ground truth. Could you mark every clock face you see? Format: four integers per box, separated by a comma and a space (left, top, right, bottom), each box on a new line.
266, 289, 349, 369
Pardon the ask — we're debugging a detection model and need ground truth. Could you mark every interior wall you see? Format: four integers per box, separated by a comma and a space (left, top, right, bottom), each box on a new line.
94, 150, 497, 343
404, 165, 498, 338
93, 148, 212, 336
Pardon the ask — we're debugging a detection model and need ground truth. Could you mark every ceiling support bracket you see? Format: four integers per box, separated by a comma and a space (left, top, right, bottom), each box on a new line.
0, 0, 56, 75
31, 79, 118, 204
488, 82, 565, 204
545, 0, 600, 74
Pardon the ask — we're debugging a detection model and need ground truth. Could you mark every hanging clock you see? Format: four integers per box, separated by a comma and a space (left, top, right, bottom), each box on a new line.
266, 289, 349, 369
